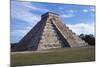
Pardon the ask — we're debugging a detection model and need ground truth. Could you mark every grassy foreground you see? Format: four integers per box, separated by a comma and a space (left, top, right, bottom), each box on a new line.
11, 46, 95, 66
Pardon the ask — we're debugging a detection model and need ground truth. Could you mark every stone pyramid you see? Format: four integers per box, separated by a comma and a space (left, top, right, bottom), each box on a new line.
15, 12, 88, 51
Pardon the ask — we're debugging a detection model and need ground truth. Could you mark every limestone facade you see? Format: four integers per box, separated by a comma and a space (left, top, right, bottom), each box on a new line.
14, 12, 88, 51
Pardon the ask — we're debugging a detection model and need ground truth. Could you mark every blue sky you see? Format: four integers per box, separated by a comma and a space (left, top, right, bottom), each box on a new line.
11, 1, 95, 43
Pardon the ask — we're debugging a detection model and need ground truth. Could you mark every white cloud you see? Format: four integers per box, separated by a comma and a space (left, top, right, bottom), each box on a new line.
90, 7, 95, 12
82, 7, 95, 13
11, 29, 28, 36
11, 29, 30, 43
68, 10, 75, 13
11, 1, 49, 25
83, 9, 89, 12
66, 22, 95, 35
11, 24, 35, 43
60, 14, 74, 18
11, 1, 41, 24
12, 1, 49, 12
69, 10, 74, 13
21, 2, 49, 12
60, 9, 76, 18
59, 7, 63, 10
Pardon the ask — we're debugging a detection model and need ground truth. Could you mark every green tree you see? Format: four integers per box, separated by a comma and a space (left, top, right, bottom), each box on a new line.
79, 34, 95, 46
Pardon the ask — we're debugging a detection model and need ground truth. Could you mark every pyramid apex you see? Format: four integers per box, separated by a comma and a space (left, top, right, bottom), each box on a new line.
41, 12, 59, 19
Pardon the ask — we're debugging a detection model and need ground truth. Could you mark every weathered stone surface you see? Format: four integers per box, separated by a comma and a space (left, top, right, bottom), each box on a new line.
14, 12, 88, 51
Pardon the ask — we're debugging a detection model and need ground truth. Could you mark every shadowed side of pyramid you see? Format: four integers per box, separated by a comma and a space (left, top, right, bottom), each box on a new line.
14, 12, 88, 51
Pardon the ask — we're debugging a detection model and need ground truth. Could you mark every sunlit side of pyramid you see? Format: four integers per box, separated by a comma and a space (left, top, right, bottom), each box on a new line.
14, 12, 88, 51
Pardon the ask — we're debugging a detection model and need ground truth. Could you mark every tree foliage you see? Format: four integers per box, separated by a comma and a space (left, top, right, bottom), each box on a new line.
79, 34, 95, 46
11, 43, 17, 48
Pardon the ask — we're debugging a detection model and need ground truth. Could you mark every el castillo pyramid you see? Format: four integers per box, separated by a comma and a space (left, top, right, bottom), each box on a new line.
14, 12, 88, 51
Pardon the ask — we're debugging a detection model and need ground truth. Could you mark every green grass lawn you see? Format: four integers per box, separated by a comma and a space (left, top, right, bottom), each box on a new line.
11, 46, 95, 66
